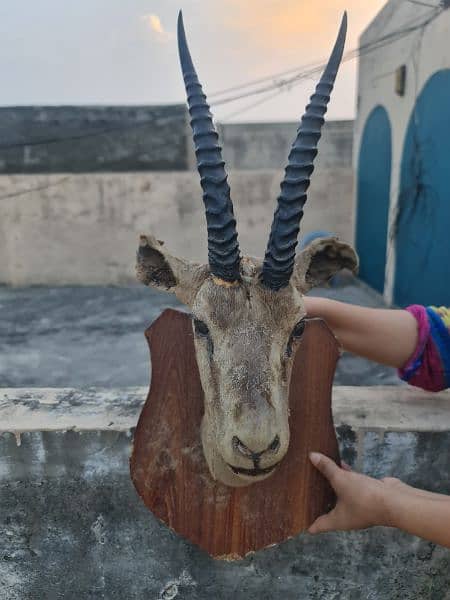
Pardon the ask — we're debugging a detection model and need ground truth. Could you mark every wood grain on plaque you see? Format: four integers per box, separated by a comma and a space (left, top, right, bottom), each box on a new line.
130, 308, 341, 559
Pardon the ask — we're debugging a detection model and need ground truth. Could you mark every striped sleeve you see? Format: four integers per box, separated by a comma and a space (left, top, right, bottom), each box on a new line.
398, 305, 450, 392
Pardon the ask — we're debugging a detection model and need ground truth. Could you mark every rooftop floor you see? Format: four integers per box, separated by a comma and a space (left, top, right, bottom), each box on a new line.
0, 278, 400, 388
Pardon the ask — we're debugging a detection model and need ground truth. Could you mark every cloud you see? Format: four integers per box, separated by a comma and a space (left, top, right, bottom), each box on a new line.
148, 14, 164, 34
142, 14, 173, 42
219, 0, 386, 51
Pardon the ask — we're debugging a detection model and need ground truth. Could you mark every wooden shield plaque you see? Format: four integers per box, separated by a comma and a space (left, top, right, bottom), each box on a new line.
130, 308, 341, 559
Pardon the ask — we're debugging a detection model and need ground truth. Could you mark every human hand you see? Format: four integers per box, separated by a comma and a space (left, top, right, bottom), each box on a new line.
308, 452, 396, 534
309, 452, 450, 547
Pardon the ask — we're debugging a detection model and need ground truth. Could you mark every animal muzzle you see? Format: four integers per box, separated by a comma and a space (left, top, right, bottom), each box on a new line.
226, 434, 286, 479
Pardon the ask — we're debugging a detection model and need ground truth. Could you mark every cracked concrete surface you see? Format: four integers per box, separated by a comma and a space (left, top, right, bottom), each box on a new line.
0, 279, 400, 388
0, 413, 449, 600
2, 280, 449, 599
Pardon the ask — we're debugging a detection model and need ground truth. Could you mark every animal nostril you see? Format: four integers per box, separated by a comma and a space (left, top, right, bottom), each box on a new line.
269, 435, 280, 453
232, 436, 253, 458
233, 435, 281, 458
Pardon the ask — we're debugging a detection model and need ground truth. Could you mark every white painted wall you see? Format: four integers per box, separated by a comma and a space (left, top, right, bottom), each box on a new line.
354, 0, 450, 303
2, 386, 450, 434
219, 121, 353, 170
0, 169, 353, 286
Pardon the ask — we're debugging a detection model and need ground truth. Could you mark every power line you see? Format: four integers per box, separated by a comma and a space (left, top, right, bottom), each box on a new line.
406, 0, 440, 6
0, 176, 71, 202
221, 87, 294, 122
211, 66, 323, 107
219, 72, 319, 122
0, 6, 443, 150
208, 58, 326, 99
0, 118, 162, 151
407, 0, 439, 8
208, 6, 442, 108
210, 6, 442, 123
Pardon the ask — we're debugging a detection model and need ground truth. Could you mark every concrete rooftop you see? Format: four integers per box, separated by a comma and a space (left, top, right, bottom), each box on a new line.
1, 386, 450, 599
0, 279, 400, 389
2, 278, 450, 599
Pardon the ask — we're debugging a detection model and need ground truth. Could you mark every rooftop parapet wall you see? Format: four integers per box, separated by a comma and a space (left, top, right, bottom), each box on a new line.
0, 105, 191, 173
1, 386, 449, 599
219, 121, 354, 171
0, 169, 353, 286
0, 106, 353, 175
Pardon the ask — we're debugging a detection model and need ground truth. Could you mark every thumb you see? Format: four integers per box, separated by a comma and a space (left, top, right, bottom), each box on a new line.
309, 452, 340, 487
308, 510, 338, 535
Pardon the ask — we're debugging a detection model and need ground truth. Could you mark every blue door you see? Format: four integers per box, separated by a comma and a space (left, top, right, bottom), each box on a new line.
356, 106, 392, 294
395, 70, 450, 307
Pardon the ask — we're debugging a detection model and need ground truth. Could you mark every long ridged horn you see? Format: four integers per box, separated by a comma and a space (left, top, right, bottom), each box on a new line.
261, 13, 347, 291
177, 11, 241, 283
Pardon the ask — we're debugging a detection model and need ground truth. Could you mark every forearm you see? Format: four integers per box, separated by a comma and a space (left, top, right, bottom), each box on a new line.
305, 297, 418, 369
309, 454, 450, 547
384, 487, 450, 548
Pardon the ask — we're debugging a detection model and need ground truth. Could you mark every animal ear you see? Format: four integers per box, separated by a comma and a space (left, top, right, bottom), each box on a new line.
293, 236, 359, 293
136, 234, 208, 306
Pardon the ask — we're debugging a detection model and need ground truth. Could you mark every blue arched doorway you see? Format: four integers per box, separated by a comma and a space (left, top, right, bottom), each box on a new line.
394, 70, 450, 307
356, 106, 392, 294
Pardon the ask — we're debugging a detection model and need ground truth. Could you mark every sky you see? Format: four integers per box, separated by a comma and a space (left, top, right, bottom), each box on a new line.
0, 0, 387, 122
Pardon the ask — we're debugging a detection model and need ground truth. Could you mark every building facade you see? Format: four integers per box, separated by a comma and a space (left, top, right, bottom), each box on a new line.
355, 0, 450, 306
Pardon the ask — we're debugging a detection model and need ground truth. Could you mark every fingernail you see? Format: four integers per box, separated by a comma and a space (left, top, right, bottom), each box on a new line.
309, 452, 321, 466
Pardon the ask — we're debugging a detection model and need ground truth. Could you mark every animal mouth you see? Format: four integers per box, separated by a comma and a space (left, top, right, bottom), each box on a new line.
229, 462, 280, 477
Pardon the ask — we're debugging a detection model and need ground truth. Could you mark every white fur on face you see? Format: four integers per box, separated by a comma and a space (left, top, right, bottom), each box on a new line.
191, 260, 306, 487
137, 236, 357, 487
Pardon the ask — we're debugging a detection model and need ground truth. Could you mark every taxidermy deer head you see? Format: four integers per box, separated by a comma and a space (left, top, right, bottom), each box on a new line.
137, 11, 358, 487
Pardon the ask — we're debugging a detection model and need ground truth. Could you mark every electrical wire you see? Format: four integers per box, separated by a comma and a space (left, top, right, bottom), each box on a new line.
208, 58, 326, 99
217, 6, 442, 123
0, 5, 443, 150
0, 118, 162, 150
210, 7, 442, 110
209, 6, 442, 103
0, 176, 71, 202
220, 87, 296, 122
406, 0, 439, 7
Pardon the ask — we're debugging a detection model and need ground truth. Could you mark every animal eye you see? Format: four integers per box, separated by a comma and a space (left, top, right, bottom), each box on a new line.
193, 318, 210, 337
291, 319, 306, 339
286, 319, 306, 358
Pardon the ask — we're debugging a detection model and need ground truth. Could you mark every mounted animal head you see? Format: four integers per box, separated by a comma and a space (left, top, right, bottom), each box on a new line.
137, 11, 358, 487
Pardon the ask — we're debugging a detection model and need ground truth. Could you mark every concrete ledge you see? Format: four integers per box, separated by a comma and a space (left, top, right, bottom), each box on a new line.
1, 386, 450, 599
1, 386, 450, 435
0, 387, 145, 436
333, 386, 450, 432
